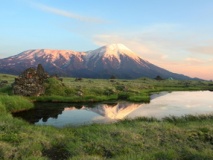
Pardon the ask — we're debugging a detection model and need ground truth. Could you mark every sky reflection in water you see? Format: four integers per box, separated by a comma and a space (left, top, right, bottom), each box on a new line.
128, 91, 213, 119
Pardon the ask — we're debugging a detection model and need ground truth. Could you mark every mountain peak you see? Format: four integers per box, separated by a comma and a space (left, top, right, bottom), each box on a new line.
86, 43, 140, 63
104, 43, 133, 52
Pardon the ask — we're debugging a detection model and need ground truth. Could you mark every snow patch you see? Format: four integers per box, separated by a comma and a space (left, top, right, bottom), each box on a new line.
85, 43, 142, 64
13, 49, 86, 63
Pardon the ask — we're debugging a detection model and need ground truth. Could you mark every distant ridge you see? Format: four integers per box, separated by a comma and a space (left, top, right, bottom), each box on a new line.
0, 44, 196, 80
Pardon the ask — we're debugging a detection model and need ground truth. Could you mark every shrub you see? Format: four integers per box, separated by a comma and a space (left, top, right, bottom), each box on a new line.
44, 78, 67, 96
44, 77, 75, 96
0, 85, 13, 95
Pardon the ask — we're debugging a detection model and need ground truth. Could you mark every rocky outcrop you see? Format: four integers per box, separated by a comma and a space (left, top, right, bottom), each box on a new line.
13, 64, 49, 96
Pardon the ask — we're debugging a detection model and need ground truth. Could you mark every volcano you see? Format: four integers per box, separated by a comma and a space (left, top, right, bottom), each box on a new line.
0, 44, 193, 79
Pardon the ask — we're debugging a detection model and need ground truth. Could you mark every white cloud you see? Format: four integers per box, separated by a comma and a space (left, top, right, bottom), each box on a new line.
31, 2, 105, 23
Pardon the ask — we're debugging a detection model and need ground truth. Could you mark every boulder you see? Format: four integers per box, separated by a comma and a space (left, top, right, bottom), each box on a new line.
12, 64, 49, 96
155, 75, 164, 81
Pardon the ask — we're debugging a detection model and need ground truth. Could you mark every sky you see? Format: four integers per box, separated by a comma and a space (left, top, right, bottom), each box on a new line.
0, 0, 213, 80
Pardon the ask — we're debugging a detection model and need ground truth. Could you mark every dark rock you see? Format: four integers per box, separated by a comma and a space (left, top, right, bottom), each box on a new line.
1, 80, 8, 84
110, 75, 116, 79
155, 75, 164, 81
75, 78, 83, 82
12, 64, 49, 96
77, 91, 83, 96
0, 80, 8, 87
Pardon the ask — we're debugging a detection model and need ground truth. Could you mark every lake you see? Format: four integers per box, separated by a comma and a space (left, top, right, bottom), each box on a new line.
13, 91, 213, 127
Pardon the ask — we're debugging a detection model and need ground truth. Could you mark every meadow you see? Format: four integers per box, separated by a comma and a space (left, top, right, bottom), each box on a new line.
42, 76, 213, 103
1, 73, 213, 159
1, 73, 213, 102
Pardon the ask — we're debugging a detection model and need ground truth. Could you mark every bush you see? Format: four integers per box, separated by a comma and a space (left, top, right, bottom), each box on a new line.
0, 86, 13, 95
44, 78, 67, 96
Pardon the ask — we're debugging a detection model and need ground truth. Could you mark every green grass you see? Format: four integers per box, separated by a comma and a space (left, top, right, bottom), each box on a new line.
0, 95, 34, 113
0, 114, 213, 159
0, 102, 6, 115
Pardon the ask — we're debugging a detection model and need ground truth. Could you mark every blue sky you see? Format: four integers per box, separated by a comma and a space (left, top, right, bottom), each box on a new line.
0, 0, 213, 79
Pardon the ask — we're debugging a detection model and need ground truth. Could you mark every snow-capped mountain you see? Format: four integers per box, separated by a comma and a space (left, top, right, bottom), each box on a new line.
0, 44, 193, 79
86, 43, 141, 63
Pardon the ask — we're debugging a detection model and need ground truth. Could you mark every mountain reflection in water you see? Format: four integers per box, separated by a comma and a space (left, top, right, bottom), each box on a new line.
13, 102, 141, 127
65, 103, 140, 119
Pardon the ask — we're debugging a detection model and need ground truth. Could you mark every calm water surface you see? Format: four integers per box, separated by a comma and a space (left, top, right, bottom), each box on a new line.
13, 91, 213, 127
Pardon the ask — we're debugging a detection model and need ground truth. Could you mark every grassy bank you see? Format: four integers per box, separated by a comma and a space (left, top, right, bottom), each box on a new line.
0, 114, 213, 159
0, 95, 34, 113
34, 77, 213, 103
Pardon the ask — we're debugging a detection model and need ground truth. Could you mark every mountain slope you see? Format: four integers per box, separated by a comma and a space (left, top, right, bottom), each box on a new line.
0, 44, 194, 79
0, 49, 86, 76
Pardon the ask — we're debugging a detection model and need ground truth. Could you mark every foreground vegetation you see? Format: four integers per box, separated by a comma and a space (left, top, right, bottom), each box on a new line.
1, 109, 213, 159
1, 74, 213, 159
